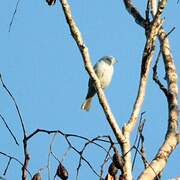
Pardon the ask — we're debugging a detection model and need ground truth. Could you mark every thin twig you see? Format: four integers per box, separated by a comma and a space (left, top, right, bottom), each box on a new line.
139, 125, 148, 169
9, 0, 21, 32
139, 2, 179, 178
133, 112, 146, 146
65, 140, 101, 179
0, 113, 19, 145
132, 112, 146, 171
100, 145, 112, 179
75, 136, 113, 179
153, 49, 168, 96
146, 0, 151, 24
164, 27, 175, 39
47, 133, 58, 180
26, 129, 64, 141
60, 146, 71, 163
27, 128, 102, 179
0, 152, 32, 178
3, 158, 12, 176
26, 129, 115, 178
132, 146, 160, 180
0, 74, 26, 136
0, 74, 29, 180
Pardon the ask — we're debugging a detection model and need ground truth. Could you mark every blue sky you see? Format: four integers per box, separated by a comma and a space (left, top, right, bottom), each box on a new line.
0, 1, 179, 179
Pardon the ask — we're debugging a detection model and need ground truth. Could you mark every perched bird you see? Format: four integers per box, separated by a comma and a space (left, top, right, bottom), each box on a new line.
81, 56, 117, 111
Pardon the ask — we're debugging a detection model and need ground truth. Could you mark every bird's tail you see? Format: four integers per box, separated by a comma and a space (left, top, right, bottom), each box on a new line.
81, 98, 92, 111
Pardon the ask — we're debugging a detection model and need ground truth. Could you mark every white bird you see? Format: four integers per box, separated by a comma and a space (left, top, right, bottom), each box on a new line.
81, 56, 117, 111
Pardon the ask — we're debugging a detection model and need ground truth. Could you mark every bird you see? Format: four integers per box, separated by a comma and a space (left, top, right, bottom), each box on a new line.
81, 56, 117, 111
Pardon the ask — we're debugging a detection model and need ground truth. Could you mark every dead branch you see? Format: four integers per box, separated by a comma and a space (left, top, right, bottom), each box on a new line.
124, 0, 165, 134
26, 129, 117, 179
123, 0, 146, 28
120, 1, 169, 179
121, 3, 165, 179
59, 0, 125, 148
133, 146, 159, 179
9, 0, 22, 32
139, 121, 148, 169
150, 0, 157, 16
0, 74, 26, 136
100, 146, 112, 179
47, 133, 58, 180
0, 113, 19, 145
132, 112, 147, 171
1, 74, 112, 179
0, 74, 30, 180
138, 1, 179, 179
139, 27, 179, 180
153, 49, 168, 96
0, 151, 32, 178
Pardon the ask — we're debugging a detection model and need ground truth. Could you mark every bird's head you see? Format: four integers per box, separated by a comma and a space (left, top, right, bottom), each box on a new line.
100, 56, 118, 65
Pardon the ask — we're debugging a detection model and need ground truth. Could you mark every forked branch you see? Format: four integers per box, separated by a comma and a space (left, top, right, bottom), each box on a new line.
59, 0, 125, 147
138, 1, 179, 179
139, 27, 179, 180
123, 0, 167, 134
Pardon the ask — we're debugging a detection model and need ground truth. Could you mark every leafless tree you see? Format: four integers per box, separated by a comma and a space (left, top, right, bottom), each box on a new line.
59, 0, 179, 179
1, 0, 179, 180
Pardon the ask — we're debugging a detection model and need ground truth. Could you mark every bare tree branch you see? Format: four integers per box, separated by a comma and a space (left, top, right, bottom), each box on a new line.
124, 0, 165, 134
0, 113, 19, 145
123, 0, 146, 28
122, 12, 163, 180
132, 112, 147, 171
139, 27, 179, 180
145, 0, 151, 25
133, 146, 160, 180
153, 49, 168, 96
0, 151, 32, 178
100, 146, 112, 179
3, 158, 12, 176
120, 1, 169, 179
59, 0, 125, 154
9, 0, 21, 32
138, 1, 179, 178
47, 133, 57, 180
139, 120, 148, 169
26, 129, 117, 179
150, 0, 157, 16
0, 74, 30, 180
0, 74, 26, 136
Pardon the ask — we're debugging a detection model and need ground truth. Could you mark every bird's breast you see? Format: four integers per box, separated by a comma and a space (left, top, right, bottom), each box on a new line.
95, 62, 114, 89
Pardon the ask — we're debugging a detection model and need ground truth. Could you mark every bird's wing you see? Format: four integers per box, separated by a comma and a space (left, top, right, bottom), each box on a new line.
86, 78, 96, 99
